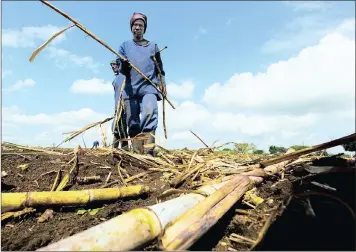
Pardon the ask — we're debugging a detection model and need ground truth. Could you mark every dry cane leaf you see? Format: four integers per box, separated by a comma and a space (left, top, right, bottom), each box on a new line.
29, 24, 75, 62
243, 189, 264, 207
1, 208, 36, 221
37, 209, 54, 223
17, 164, 29, 171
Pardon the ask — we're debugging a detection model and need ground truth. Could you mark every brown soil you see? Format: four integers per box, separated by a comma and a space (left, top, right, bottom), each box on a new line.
1, 151, 170, 251
1, 150, 355, 251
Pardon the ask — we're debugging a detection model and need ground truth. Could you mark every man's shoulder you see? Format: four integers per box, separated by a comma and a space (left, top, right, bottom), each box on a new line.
120, 40, 133, 47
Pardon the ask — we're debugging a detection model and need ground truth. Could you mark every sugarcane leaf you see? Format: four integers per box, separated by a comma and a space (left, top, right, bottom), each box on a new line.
56, 174, 69, 192
88, 208, 101, 215
77, 209, 87, 215
17, 164, 29, 170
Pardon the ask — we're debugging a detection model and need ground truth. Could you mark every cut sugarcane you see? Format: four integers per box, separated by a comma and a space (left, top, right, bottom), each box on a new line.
159, 175, 251, 250
36, 179, 241, 251
2, 185, 150, 213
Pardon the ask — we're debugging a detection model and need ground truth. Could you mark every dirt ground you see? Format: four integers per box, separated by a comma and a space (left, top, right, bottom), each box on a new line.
1, 148, 355, 251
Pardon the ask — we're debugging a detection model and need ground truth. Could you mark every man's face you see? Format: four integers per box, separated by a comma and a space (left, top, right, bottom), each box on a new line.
111, 63, 119, 74
132, 19, 144, 39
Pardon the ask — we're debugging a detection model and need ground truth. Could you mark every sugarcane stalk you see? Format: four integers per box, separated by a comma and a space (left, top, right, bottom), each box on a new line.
50, 169, 62, 191
159, 175, 251, 250
57, 116, 114, 147
77, 176, 101, 185
260, 133, 356, 167
36, 179, 236, 251
2, 185, 150, 213
263, 148, 295, 175
171, 163, 205, 188
3, 142, 65, 155
39, 0, 175, 110
56, 147, 79, 191
159, 46, 168, 53
190, 130, 214, 153
113, 79, 126, 139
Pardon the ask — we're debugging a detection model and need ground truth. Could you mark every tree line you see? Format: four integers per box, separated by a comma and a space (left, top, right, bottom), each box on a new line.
221, 140, 356, 155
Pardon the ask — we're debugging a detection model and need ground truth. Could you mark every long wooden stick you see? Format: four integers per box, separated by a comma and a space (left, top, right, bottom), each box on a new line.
153, 55, 168, 139
260, 133, 356, 167
39, 0, 175, 110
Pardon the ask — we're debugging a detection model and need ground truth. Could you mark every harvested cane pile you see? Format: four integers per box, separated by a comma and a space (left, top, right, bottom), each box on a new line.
1, 133, 355, 251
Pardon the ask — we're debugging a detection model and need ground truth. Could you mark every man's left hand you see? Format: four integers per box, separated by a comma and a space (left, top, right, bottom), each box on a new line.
160, 84, 167, 97
159, 75, 167, 97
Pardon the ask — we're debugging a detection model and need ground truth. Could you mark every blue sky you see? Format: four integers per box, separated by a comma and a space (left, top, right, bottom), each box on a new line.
2, 1, 355, 153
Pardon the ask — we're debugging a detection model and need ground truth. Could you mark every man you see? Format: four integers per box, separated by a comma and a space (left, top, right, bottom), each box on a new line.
92, 140, 99, 149
117, 12, 166, 156
110, 60, 129, 150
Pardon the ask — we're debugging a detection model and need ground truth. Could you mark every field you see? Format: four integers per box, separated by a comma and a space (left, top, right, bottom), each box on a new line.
1, 141, 355, 251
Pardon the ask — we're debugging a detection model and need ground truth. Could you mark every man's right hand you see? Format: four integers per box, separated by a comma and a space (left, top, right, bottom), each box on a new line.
118, 58, 131, 76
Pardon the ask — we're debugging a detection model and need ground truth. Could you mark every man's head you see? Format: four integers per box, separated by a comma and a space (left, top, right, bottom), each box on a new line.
130, 12, 147, 40
110, 60, 119, 75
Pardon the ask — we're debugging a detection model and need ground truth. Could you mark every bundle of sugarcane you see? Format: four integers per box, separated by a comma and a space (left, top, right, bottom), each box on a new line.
159, 175, 251, 250
2, 185, 150, 213
36, 175, 254, 251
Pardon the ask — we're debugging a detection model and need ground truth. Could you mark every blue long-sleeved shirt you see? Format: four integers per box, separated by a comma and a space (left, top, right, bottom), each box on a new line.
117, 40, 165, 100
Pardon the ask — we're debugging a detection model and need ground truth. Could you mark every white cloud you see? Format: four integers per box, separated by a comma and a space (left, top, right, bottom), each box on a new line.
46, 47, 102, 72
3, 107, 107, 126
71, 78, 113, 94
283, 1, 333, 12
158, 26, 355, 152
171, 131, 198, 142
262, 12, 354, 54
2, 25, 68, 48
204, 32, 355, 114
2, 70, 13, 78
166, 80, 195, 99
2, 106, 112, 147
161, 100, 211, 131
5, 79, 36, 92
194, 27, 208, 40
211, 113, 318, 136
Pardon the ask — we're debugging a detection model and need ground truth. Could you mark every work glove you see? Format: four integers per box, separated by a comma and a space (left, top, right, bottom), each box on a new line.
117, 57, 131, 76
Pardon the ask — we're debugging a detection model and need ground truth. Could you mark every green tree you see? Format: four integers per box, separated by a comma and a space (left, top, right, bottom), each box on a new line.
269, 145, 287, 154
342, 141, 356, 152
290, 145, 309, 151
234, 143, 257, 154
253, 149, 264, 155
